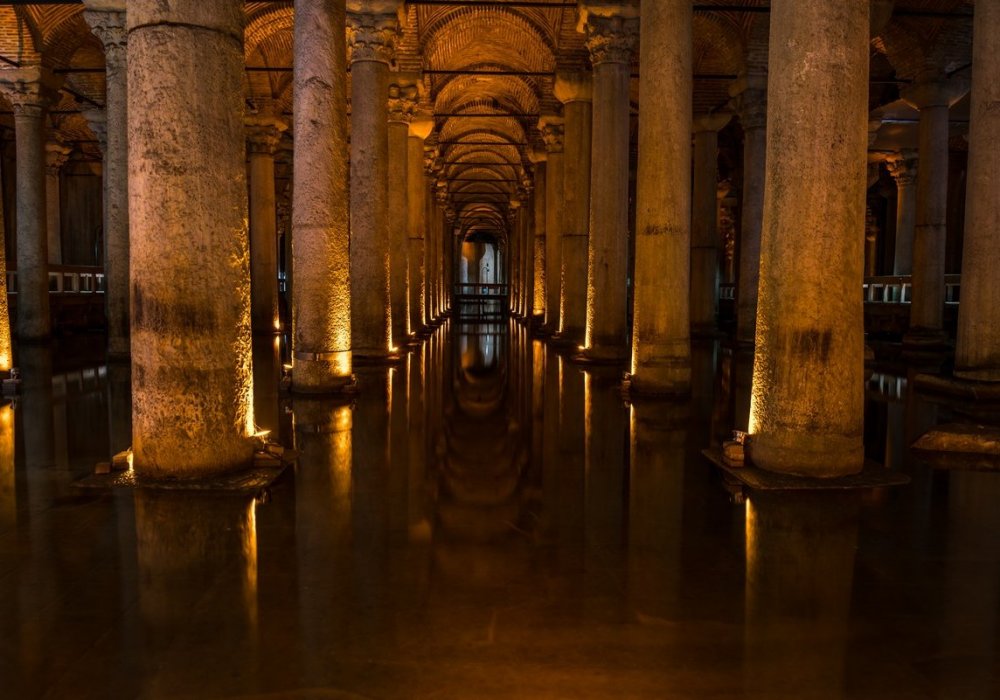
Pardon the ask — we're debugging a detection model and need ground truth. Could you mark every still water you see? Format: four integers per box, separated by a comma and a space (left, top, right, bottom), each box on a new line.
0, 323, 997, 698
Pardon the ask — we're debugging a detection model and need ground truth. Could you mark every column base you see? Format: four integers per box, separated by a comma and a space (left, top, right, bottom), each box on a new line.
572, 344, 629, 366
914, 372, 1000, 402
747, 429, 864, 478
902, 327, 949, 350
624, 368, 692, 399
353, 349, 405, 366
290, 352, 357, 397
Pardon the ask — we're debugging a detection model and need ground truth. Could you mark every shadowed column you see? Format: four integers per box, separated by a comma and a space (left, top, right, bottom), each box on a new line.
539, 116, 564, 335
885, 150, 917, 276
691, 113, 731, 335
246, 116, 286, 334
388, 80, 417, 347
408, 115, 433, 337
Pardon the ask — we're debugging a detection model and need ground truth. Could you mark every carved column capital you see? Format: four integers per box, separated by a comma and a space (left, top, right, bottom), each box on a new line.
83, 9, 126, 65
885, 150, 918, 187
0, 67, 62, 119
45, 141, 72, 175
579, 7, 639, 67
554, 71, 593, 104
538, 116, 564, 154
245, 116, 287, 155
347, 11, 401, 65
387, 83, 418, 124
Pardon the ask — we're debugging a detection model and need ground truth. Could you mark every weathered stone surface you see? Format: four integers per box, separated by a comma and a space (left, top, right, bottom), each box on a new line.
127, 0, 254, 477
629, 0, 692, 395
747, 0, 869, 477
407, 116, 433, 336
885, 150, 918, 276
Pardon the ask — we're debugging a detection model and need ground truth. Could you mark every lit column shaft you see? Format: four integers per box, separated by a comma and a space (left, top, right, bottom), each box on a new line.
629, 0, 692, 395
529, 152, 546, 319
956, 0, 1000, 381
539, 117, 564, 334
748, 0, 868, 477
407, 117, 433, 335
348, 4, 401, 359
555, 72, 592, 344
291, 0, 354, 393
44, 142, 70, 265
885, 151, 917, 276
581, 5, 638, 360
246, 117, 286, 334
127, 0, 254, 476
388, 81, 416, 346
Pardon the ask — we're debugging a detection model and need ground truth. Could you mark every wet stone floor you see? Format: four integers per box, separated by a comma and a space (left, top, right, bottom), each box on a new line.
0, 323, 998, 699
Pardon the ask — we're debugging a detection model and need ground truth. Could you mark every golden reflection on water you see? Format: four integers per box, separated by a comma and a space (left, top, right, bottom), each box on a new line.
0, 402, 14, 530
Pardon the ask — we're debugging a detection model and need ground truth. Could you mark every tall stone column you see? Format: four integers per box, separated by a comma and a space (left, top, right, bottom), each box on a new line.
407, 116, 433, 337
0, 68, 60, 343
433, 185, 449, 318
291, 0, 353, 394
580, 4, 638, 361
902, 78, 965, 345
519, 179, 534, 318
84, 4, 129, 359
423, 150, 438, 324
528, 150, 546, 320
555, 72, 592, 344
510, 199, 523, 314
691, 113, 731, 335
747, 0, 868, 477
444, 203, 456, 312
387, 81, 416, 346
44, 141, 70, 265
245, 116, 286, 334
127, 0, 254, 477
885, 151, 917, 275
539, 117, 564, 334
629, 0, 692, 395
956, 0, 1000, 382
347, 3, 401, 360
732, 76, 767, 345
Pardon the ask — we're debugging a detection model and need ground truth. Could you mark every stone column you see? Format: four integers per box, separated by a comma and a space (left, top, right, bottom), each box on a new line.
732, 76, 768, 345
555, 72, 593, 345
519, 178, 534, 319
245, 116, 286, 334
884, 150, 917, 276
444, 204, 456, 312
539, 117, 564, 334
433, 185, 449, 318
423, 150, 438, 323
347, 3, 401, 360
747, 0, 868, 477
387, 81, 416, 347
528, 150, 546, 320
408, 116, 433, 337
291, 0, 353, 394
691, 113, 731, 335
510, 199, 524, 315
902, 78, 966, 346
0, 68, 60, 343
84, 4, 129, 359
629, 0, 692, 395
44, 141, 70, 265
127, 0, 254, 477
956, 0, 1000, 382
580, 4, 638, 360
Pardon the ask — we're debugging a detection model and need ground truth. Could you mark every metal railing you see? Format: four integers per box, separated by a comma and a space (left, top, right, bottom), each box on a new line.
7, 265, 106, 295
863, 274, 960, 305
454, 283, 508, 298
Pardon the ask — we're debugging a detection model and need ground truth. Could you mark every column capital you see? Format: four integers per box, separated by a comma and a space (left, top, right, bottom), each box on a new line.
579, 4, 639, 67
245, 116, 287, 155
693, 112, 733, 134
885, 149, 918, 187
730, 74, 767, 131
423, 144, 439, 175
83, 7, 126, 63
346, 5, 403, 65
901, 77, 969, 110
538, 115, 564, 153
81, 107, 107, 153
0, 66, 62, 118
387, 83, 418, 124
45, 141, 72, 175
554, 71, 593, 104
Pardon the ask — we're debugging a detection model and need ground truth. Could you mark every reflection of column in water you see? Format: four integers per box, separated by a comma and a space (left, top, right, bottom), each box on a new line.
0, 402, 14, 530
884, 400, 906, 472
553, 352, 585, 565
408, 345, 430, 541
690, 338, 719, 418
710, 349, 734, 446
388, 364, 409, 540
106, 361, 132, 458
135, 489, 258, 697
20, 347, 55, 475
937, 472, 1000, 697
584, 369, 627, 569
744, 492, 859, 699
530, 339, 545, 500
251, 335, 282, 436
733, 347, 754, 433
293, 399, 352, 681
628, 401, 688, 620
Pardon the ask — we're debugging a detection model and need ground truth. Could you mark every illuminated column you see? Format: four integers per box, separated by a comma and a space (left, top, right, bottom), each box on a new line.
84, 4, 129, 359
691, 113, 731, 335
731, 76, 767, 345
747, 0, 868, 477
433, 186, 448, 318
246, 116, 286, 334
0, 68, 60, 342
0, 158, 11, 372
885, 151, 917, 276
408, 116, 433, 336
388, 81, 416, 347
902, 78, 966, 346
528, 150, 546, 320
555, 71, 592, 344
423, 150, 438, 323
629, 0, 692, 395
956, 0, 1000, 382
519, 180, 534, 319
347, 3, 401, 360
44, 141, 70, 265
510, 199, 524, 315
539, 116, 564, 334
128, 0, 254, 476
291, 0, 353, 393
580, 4, 638, 361
444, 203, 456, 312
